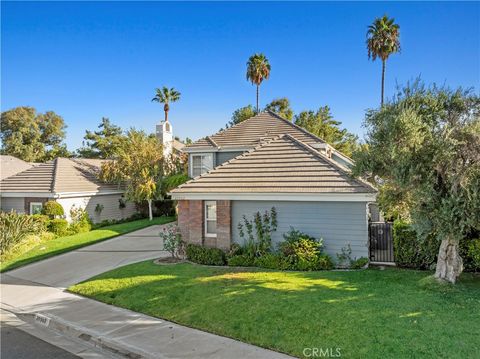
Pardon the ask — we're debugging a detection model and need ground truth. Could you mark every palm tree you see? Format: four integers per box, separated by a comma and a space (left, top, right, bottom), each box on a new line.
151, 87, 181, 122
246, 53, 271, 113
366, 15, 400, 106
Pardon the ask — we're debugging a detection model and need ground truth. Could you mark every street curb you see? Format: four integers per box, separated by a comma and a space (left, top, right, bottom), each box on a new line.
15, 311, 153, 359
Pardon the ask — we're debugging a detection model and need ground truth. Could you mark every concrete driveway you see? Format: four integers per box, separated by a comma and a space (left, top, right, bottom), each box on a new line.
1, 223, 292, 359
6, 224, 169, 288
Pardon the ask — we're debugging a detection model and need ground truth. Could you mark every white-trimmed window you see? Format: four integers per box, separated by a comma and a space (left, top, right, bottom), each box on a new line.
191, 154, 213, 177
29, 202, 43, 215
204, 201, 217, 237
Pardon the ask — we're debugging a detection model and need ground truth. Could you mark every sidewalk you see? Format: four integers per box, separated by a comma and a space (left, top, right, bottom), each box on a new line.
1, 224, 292, 359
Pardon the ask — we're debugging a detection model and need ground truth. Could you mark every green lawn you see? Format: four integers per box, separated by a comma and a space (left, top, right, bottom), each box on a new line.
69, 263, 480, 358
0, 216, 175, 272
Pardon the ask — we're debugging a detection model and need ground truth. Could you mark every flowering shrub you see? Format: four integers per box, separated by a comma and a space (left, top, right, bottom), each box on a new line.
159, 225, 184, 258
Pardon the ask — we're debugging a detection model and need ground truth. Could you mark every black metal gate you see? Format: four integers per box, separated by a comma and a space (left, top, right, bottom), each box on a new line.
369, 222, 394, 263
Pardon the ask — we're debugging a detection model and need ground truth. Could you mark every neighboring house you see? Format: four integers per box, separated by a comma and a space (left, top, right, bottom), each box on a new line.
0, 155, 35, 180
170, 111, 377, 259
0, 157, 137, 222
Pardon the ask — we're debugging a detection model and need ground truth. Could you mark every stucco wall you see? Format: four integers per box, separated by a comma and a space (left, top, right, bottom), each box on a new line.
232, 200, 369, 259
57, 194, 137, 223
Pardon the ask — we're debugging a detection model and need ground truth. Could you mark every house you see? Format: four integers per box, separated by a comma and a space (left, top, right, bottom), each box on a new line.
0, 157, 137, 222
170, 111, 377, 259
0, 155, 35, 180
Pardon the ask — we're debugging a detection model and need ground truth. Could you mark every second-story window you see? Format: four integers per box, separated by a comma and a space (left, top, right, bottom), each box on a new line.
191, 154, 213, 177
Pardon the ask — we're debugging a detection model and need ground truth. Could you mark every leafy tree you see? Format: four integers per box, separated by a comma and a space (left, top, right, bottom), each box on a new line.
1, 107, 70, 162
100, 130, 166, 220
366, 15, 401, 106
353, 82, 480, 283
151, 87, 181, 122
77, 118, 125, 158
226, 105, 256, 128
246, 53, 271, 113
294, 107, 359, 157
265, 97, 293, 120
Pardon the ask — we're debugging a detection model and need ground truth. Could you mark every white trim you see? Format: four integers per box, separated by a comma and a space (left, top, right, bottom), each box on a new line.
0, 191, 124, 199
29, 202, 43, 215
0, 192, 55, 198
55, 191, 124, 198
170, 192, 377, 202
204, 200, 217, 238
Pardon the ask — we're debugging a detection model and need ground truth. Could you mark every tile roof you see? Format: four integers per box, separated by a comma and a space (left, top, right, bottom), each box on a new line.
0, 158, 121, 194
171, 134, 376, 194
0, 155, 35, 180
185, 111, 326, 150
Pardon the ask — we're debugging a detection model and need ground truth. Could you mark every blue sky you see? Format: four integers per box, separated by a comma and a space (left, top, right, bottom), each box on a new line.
2, 1, 479, 151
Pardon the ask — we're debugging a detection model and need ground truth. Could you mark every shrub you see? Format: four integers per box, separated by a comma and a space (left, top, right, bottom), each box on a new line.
461, 238, 480, 272
336, 243, 353, 269
48, 218, 69, 236
42, 201, 64, 218
31, 214, 50, 231
69, 206, 92, 234
0, 211, 43, 255
237, 207, 277, 257
253, 253, 287, 269
160, 225, 184, 258
186, 244, 225, 266
393, 221, 439, 269
279, 228, 330, 271
228, 254, 255, 267
351, 257, 369, 269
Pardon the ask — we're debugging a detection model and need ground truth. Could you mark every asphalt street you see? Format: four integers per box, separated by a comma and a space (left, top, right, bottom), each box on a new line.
1, 323, 79, 359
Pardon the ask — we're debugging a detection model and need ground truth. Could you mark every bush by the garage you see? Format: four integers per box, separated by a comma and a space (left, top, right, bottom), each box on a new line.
48, 219, 69, 236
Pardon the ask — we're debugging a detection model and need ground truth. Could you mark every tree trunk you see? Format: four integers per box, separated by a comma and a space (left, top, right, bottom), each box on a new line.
147, 199, 153, 221
164, 103, 169, 122
256, 85, 259, 114
435, 237, 463, 284
381, 60, 385, 107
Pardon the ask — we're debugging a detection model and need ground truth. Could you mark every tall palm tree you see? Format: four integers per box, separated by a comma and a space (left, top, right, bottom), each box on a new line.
366, 15, 400, 106
246, 53, 271, 113
151, 87, 181, 122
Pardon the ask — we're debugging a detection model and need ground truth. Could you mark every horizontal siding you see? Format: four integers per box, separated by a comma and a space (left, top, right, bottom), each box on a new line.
1, 197, 25, 213
57, 194, 137, 223
215, 151, 244, 166
232, 200, 369, 259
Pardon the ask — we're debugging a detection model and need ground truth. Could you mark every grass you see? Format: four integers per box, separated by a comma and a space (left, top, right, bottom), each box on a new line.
0, 216, 175, 272
70, 263, 480, 358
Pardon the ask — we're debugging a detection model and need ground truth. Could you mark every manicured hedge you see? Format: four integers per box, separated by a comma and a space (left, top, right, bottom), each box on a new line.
186, 244, 226, 266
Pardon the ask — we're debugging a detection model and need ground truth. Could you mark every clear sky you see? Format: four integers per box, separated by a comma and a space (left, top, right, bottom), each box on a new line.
2, 1, 479, 151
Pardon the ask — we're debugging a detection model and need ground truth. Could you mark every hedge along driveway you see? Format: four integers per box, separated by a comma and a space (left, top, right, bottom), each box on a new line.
0, 216, 175, 273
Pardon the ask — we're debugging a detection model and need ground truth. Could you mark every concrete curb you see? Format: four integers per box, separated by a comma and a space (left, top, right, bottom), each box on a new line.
15, 310, 152, 359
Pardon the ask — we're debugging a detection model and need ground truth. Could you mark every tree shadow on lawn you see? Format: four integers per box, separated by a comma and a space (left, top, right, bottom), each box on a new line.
70, 263, 480, 357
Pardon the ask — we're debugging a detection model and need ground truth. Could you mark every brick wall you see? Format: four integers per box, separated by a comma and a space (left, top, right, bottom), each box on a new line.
177, 200, 203, 245
177, 199, 231, 250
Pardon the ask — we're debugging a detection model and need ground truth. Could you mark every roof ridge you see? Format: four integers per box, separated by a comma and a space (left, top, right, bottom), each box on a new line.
282, 134, 376, 192
206, 136, 219, 148
185, 111, 271, 149
51, 158, 60, 193
173, 135, 283, 191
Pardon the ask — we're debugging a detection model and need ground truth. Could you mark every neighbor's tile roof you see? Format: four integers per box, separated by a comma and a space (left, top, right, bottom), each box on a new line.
0, 158, 120, 194
0, 155, 35, 180
185, 111, 326, 150
171, 134, 375, 194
